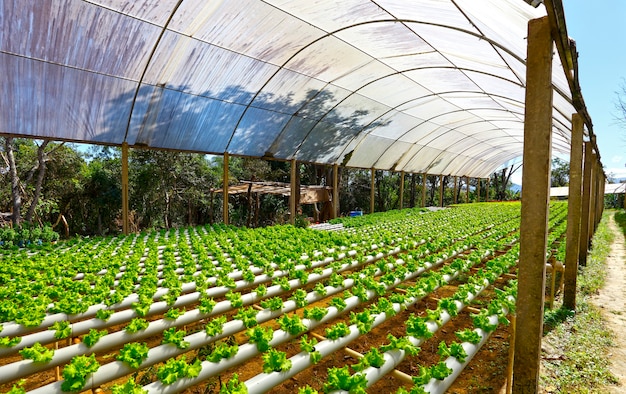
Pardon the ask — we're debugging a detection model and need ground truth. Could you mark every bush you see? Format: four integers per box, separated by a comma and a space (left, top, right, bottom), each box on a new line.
0, 224, 59, 249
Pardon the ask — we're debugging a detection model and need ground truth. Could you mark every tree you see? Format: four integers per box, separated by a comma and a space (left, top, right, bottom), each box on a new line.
491, 164, 521, 201
0, 138, 71, 227
551, 158, 569, 187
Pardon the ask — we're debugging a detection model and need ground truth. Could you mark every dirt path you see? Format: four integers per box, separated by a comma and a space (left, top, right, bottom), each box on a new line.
592, 213, 626, 392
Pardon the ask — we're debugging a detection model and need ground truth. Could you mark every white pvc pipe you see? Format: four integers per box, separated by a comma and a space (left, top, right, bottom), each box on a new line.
20, 217, 510, 391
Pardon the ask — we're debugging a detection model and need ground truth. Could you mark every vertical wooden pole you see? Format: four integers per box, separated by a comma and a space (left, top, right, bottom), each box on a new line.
439, 175, 444, 207
485, 178, 491, 202
332, 164, 339, 218
579, 142, 593, 266
512, 16, 553, 394
476, 178, 481, 202
370, 168, 375, 214
121, 142, 129, 235
589, 159, 598, 235
223, 152, 229, 225
453, 176, 458, 204
563, 113, 584, 310
466, 176, 470, 203
399, 171, 405, 210
422, 173, 427, 207
595, 167, 603, 229
290, 158, 297, 225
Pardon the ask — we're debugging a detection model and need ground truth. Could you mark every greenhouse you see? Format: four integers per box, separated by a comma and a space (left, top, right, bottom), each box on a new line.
0, 0, 616, 393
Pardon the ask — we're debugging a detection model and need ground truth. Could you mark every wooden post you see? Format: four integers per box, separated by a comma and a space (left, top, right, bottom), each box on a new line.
485, 178, 491, 202
589, 159, 598, 235
512, 16, 553, 394
422, 173, 427, 207
290, 158, 297, 225
563, 113, 584, 310
121, 142, 129, 235
466, 176, 470, 203
370, 168, 375, 214
332, 163, 339, 218
223, 152, 229, 225
579, 142, 593, 266
399, 171, 405, 210
453, 176, 458, 204
476, 178, 481, 202
595, 167, 604, 229
439, 174, 444, 207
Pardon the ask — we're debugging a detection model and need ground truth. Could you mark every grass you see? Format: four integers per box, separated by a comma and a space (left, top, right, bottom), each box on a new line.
540, 210, 620, 393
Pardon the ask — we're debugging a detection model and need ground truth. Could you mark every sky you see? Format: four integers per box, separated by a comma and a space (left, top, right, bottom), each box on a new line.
563, 1, 626, 180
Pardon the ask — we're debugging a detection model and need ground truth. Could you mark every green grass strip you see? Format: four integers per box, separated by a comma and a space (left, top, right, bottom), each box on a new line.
541, 210, 620, 393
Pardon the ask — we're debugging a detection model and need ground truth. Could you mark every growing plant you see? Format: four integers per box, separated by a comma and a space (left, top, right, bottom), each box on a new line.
352, 347, 385, 371
262, 348, 292, 373
61, 354, 100, 392
111, 378, 147, 394
117, 342, 150, 369
455, 328, 481, 345
278, 314, 307, 336
220, 373, 248, 394
323, 366, 367, 393
225, 292, 244, 308
164, 307, 185, 320
83, 328, 108, 348
0, 336, 21, 347
125, 318, 149, 333
50, 320, 72, 339
19, 342, 54, 363
162, 327, 190, 349
246, 326, 274, 352
205, 315, 227, 337
437, 341, 468, 363
325, 322, 351, 340
234, 307, 258, 328
95, 308, 114, 321
411, 365, 432, 385
303, 306, 328, 321
260, 297, 284, 311
379, 335, 419, 356
156, 356, 202, 385
430, 361, 453, 380
207, 342, 239, 363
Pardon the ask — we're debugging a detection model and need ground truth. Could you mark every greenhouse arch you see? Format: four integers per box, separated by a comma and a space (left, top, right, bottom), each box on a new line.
0, 0, 608, 392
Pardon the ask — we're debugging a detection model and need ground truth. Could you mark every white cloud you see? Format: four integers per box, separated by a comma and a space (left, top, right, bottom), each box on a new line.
611, 155, 624, 164
606, 166, 626, 181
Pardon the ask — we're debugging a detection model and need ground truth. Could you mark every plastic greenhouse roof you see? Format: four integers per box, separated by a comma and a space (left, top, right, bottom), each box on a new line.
0, 0, 585, 178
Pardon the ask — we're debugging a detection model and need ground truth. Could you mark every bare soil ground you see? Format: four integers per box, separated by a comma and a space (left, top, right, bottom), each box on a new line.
592, 214, 626, 392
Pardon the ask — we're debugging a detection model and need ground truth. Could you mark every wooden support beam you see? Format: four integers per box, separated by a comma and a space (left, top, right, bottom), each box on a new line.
466, 176, 470, 203
290, 158, 297, 225
588, 158, 598, 234
563, 113, 584, 310
513, 16, 553, 394
579, 142, 593, 266
594, 165, 603, 229
121, 142, 129, 235
370, 168, 375, 214
476, 178, 481, 202
485, 178, 491, 202
439, 174, 444, 207
422, 173, 427, 207
454, 176, 458, 204
223, 152, 229, 225
332, 163, 339, 219
399, 171, 405, 210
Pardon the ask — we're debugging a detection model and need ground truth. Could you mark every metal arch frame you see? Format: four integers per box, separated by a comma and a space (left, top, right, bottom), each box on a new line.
216, 17, 572, 166
1, 1, 596, 181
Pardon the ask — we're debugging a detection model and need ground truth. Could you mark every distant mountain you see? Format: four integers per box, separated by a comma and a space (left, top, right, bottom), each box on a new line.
510, 183, 522, 192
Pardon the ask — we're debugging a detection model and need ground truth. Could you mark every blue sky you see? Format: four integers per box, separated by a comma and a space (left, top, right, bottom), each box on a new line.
563, 0, 626, 180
